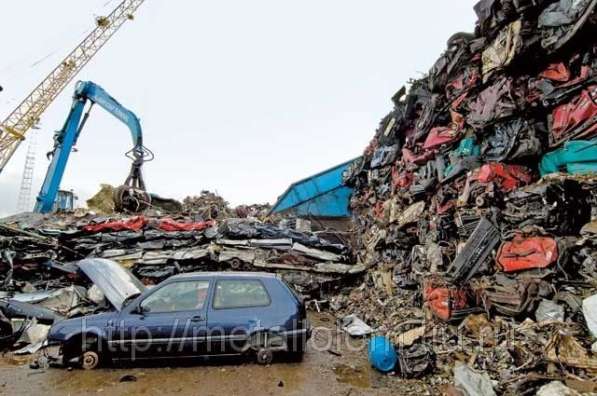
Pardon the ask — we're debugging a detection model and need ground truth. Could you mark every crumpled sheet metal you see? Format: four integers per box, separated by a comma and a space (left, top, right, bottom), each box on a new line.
539, 0, 597, 52
545, 332, 597, 372
460, 313, 496, 346
549, 85, 597, 146
503, 178, 591, 235
583, 293, 597, 338
537, 381, 582, 396
540, 139, 597, 175
447, 217, 501, 282
467, 77, 520, 129
496, 235, 558, 272
474, 278, 543, 317
83, 216, 216, 234
475, 163, 532, 192
83, 216, 147, 233
536, 299, 565, 322
397, 344, 435, 379
157, 218, 215, 232
482, 119, 543, 161
392, 201, 426, 229
11, 285, 87, 317
14, 319, 50, 355
482, 19, 523, 81
219, 218, 348, 254
341, 314, 373, 337
424, 283, 468, 322
453, 363, 497, 396
0, 299, 64, 324
370, 144, 399, 168
395, 325, 426, 347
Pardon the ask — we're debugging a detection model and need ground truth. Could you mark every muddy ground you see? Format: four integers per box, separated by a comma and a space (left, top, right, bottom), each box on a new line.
0, 312, 441, 396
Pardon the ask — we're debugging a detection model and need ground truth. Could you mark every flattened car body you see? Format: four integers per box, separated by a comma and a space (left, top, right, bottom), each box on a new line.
549, 85, 597, 146
540, 139, 597, 175
497, 235, 558, 272
424, 282, 469, 321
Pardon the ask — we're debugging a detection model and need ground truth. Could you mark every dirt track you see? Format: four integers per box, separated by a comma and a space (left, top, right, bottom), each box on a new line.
0, 313, 438, 396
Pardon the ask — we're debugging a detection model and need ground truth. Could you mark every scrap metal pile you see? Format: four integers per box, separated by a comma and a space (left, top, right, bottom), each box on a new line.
0, 213, 357, 296
181, 190, 273, 220
0, 211, 357, 353
340, 0, 597, 393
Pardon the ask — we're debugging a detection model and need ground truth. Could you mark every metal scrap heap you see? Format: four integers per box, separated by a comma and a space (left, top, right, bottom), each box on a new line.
0, 213, 357, 298
339, 0, 597, 393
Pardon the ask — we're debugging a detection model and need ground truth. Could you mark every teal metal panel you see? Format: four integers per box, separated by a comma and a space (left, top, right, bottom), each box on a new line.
540, 140, 597, 176
271, 159, 358, 217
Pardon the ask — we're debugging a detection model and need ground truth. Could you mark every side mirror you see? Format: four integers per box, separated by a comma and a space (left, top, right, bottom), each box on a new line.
135, 304, 150, 315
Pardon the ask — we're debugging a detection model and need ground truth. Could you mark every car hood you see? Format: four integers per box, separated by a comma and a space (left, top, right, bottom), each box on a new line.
48, 311, 117, 341
78, 258, 145, 311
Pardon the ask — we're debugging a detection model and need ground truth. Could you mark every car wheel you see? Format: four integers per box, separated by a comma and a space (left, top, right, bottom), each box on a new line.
256, 348, 273, 365
81, 350, 100, 370
229, 258, 243, 270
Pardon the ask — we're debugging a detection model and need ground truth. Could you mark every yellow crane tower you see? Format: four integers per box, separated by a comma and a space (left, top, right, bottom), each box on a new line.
0, 0, 146, 175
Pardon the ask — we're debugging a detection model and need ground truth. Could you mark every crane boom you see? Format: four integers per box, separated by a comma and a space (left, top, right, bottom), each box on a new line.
34, 81, 152, 214
0, 0, 146, 175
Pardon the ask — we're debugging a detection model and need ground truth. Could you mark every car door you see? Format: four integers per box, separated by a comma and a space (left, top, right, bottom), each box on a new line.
114, 279, 211, 360
206, 278, 272, 355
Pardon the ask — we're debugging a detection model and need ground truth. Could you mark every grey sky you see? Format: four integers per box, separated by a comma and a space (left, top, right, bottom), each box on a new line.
0, 0, 478, 216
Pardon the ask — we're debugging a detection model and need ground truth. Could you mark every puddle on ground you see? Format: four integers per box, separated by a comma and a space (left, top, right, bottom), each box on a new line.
43, 360, 307, 395
0, 353, 30, 367
332, 363, 370, 388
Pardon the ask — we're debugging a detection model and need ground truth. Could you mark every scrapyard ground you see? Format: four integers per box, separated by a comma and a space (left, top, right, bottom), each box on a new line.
0, 312, 435, 396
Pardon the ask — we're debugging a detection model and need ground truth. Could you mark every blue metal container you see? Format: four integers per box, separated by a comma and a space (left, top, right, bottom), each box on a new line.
368, 336, 397, 373
270, 158, 359, 218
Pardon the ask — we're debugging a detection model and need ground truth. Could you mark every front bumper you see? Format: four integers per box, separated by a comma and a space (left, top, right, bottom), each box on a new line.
40, 340, 65, 367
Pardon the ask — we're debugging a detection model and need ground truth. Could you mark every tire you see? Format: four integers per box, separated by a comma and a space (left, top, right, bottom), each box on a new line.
229, 259, 243, 270
256, 347, 273, 365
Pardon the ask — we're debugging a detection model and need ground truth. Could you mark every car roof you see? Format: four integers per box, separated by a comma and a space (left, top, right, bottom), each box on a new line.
168, 271, 280, 281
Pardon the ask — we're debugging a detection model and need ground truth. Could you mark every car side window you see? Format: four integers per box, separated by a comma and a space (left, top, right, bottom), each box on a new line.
140, 280, 209, 313
213, 279, 271, 309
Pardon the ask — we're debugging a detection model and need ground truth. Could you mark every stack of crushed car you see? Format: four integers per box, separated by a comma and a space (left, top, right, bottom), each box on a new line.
0, 211, 358, 354
340, 0, 597, 393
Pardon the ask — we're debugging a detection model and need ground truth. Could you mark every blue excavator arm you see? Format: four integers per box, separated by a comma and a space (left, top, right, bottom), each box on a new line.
34, 81, 152, 213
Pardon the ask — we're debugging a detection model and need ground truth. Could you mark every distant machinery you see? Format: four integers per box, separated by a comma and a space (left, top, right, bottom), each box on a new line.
35, 81, 152, 214
0, 0, 146, 209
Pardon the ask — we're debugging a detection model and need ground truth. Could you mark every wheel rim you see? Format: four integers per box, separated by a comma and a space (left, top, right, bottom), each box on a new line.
230, 259, 241, 269
82, 351, 99, 369
258, 349, 272, 364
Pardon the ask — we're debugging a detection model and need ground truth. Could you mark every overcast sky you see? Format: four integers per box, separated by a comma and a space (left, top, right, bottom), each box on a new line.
0, 0, 478, 216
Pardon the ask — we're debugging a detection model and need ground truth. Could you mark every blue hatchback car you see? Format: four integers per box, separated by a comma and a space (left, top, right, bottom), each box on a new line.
44, 264, 311, 369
